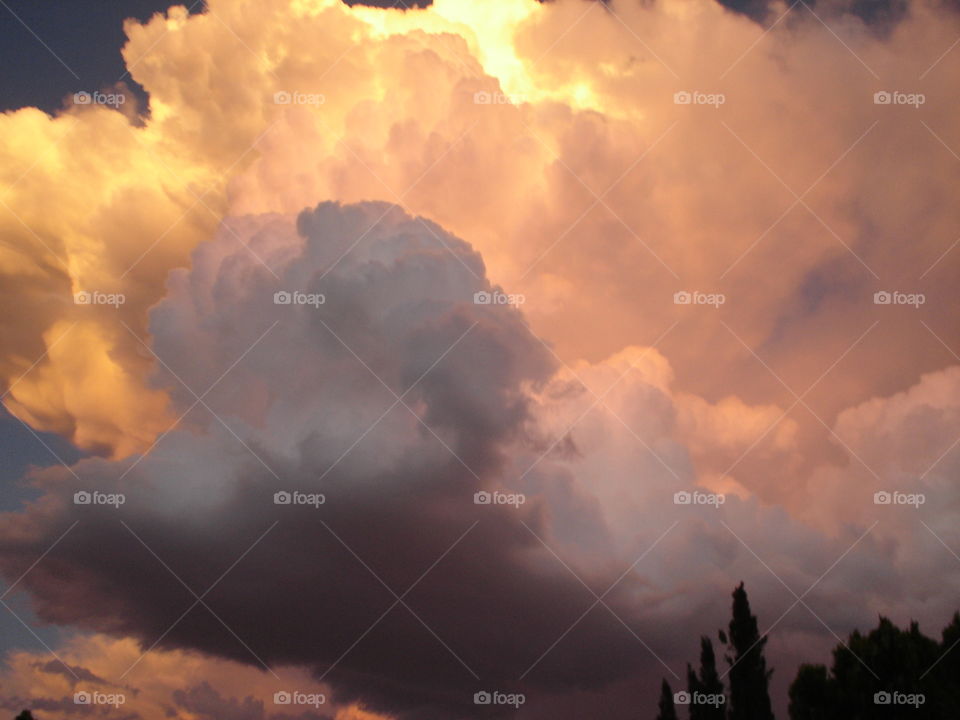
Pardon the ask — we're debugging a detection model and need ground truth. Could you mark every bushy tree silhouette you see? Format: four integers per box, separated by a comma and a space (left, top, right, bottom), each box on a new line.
939, 612, 960, 712
14, 712, 34, 720
788, 614, 960, 719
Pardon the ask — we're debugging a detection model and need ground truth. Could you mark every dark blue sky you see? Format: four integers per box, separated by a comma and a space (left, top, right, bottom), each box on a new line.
0, 0, 208, 114
0, 0, 429, 114
0, 405, 81, 658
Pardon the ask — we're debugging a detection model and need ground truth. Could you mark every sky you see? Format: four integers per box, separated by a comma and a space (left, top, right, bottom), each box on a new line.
0, 0, 958, 718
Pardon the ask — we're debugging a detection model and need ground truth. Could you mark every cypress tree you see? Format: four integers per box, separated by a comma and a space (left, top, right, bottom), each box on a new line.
691, 636, 726, 720
725, 582, 775, 720
656, 678, 679, 720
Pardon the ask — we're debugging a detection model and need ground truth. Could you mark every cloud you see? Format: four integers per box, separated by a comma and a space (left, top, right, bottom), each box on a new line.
1, 0, 959, 716
1, 0, 958, 472
3, 200, 957, 717
0, 202, 639, 717
0, 201, 807, 716
0, 634, 382, 720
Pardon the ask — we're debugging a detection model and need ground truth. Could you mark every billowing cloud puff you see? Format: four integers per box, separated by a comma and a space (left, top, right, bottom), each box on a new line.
1, 203, 656, 717
2, 201, 957, 718
1, 0, 960, 717
0, 203, 800, 715
2, 0, 959, 480
804, 366, 960, 617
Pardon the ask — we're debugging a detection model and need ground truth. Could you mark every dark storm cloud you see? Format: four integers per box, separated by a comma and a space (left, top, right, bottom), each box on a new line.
172, 682, 332, 720
344, 0, 432, 7
0, 693, 142, 719
0, 202, 678, 719
33, 659, 108, 684
714, 0, 918, 27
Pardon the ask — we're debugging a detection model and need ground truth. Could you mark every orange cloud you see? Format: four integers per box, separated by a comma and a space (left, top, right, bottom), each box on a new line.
2, 0, 958, 471
0, 634, 392, 720
0, 5, 959, 713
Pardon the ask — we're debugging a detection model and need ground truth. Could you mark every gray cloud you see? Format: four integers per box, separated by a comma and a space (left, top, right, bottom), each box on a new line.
0, 203, 667, 718
1, 202, 958, 719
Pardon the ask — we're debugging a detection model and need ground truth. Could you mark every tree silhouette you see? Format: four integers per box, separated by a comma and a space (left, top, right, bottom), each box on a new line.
14, 712, 35, 720
939, 612, 960, 713
788, 614, 960, 719
723, 582, 775, 720
656, 678, 679, 720
657, 581, 960, 720
788, 663, 834, 720
686, 636, 725, 720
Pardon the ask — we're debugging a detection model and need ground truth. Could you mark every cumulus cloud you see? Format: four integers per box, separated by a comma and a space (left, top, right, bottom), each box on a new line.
1, 0, 958, 473
1, 203, 640, 717
1, 0, 959, 716
2, 201, 957, 718
0, 203, 793, 715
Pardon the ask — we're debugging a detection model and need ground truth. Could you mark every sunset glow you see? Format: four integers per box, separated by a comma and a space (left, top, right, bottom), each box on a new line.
1, 0, 959, 718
